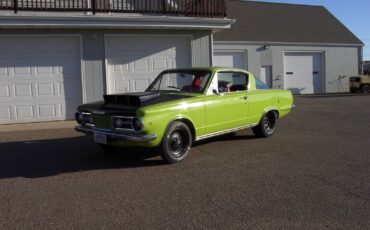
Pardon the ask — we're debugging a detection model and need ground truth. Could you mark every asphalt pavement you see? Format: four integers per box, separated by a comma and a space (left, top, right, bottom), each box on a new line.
0, 95, 369, 229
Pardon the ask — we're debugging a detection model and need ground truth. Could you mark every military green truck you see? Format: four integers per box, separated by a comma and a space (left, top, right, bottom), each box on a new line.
350, 75, 370, 93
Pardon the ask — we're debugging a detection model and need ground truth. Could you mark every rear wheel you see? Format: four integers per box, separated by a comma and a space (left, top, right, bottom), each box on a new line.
252, 111, 277, 138
161, 121, 192, 164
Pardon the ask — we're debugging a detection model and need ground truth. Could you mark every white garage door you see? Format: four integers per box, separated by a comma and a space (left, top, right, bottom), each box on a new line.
284, 52, 323, 94
106, 35, 191, 94
213, 51, 246, 69
0, 36, 82, 124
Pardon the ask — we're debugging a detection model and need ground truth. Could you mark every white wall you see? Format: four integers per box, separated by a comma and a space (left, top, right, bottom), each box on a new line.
214, 42, 361, 93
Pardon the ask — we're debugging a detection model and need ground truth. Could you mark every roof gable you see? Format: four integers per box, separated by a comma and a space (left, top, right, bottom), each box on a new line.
215, 0, 363, 45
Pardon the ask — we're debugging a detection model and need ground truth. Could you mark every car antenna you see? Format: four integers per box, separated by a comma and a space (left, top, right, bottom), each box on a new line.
120, 69, 130, 104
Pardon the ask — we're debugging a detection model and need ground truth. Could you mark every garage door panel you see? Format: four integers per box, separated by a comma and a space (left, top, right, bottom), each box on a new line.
106, 35, 191, 94
16, 105, 34, 119
14, 84, 33, 97
213, 51, 246, 69
0, 36, 82, 124
114, 80, 131, 93
284, 52, 323, 94
153, 59, 168, 70
0, 85, 10, 98
0, 106, 11, 120
37, 104, 57, 118
36, 83, 55, 96
133, 79, 150, 92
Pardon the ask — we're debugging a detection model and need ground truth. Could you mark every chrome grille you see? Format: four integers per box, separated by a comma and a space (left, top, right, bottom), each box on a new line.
111, 116, 134, 130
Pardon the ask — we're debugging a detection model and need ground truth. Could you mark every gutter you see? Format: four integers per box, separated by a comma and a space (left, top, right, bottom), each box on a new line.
0, 13, 235, 30
214, 40, 364, 47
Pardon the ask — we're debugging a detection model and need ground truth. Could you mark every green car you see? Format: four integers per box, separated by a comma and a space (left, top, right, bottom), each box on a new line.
75, 67, 294, 163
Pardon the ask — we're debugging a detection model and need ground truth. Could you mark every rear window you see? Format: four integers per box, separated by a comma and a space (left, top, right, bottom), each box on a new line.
255, 78, 270, 89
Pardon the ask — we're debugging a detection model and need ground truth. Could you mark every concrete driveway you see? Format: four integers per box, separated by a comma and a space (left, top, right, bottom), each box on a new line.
0, 95, 369, 229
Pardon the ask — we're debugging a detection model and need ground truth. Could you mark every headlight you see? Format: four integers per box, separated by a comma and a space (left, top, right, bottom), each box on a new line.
75, 112, 93, 125
75, 112, 83, 124
133, 117, 144, 131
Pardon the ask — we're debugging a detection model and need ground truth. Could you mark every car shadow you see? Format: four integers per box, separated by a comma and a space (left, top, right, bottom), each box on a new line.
0, 136, 165, 179
0, 131, 258, 179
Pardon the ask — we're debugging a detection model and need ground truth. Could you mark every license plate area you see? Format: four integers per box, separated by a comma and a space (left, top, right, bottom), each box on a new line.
94, 132, 107, 144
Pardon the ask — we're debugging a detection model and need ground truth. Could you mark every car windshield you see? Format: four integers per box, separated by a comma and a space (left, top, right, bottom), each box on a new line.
146, 71, 212, 93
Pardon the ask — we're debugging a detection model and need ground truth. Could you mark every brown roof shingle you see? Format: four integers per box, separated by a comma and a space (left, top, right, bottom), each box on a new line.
215, 0, 363, 45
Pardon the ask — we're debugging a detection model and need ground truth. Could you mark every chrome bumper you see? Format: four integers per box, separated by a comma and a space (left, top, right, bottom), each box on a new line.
75, 126, 157, 142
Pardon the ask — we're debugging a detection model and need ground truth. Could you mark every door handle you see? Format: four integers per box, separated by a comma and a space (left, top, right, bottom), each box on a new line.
240, 96, 248, 100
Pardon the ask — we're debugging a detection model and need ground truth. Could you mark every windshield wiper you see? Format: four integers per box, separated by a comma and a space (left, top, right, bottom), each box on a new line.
167, 86, 182, 91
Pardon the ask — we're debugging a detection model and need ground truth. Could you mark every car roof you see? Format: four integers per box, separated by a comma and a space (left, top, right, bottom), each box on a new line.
163, 67, 249, 73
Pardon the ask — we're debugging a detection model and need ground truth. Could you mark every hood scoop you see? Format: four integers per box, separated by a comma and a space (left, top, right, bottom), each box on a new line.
103, 92, 161, 107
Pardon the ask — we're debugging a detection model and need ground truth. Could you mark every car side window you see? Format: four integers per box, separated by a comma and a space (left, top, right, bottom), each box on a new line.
255, 77, 270, 89
217, 72, 249, 93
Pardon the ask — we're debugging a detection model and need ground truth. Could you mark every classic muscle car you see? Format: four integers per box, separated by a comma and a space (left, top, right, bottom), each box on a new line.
75, 67, 294, 163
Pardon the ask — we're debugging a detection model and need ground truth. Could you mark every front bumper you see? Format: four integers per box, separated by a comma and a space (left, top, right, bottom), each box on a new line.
75, 126, 157, 142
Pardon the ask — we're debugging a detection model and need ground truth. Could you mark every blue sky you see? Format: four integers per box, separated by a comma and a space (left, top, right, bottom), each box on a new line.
245, 0, 370, 60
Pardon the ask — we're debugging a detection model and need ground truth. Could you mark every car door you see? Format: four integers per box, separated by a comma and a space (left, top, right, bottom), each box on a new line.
204, 71, 249, 134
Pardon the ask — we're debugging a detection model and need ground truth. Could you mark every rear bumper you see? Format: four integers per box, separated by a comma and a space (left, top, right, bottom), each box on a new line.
75, 126, 157, 142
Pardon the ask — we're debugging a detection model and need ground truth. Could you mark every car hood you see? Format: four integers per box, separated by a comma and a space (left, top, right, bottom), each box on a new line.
78, 92, 195, 115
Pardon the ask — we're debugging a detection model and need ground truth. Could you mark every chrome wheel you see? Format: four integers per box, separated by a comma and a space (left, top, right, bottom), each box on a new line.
252, 111, 278, 138
169, 131, 188, 156
263, 113, 276, 134
161, 121, 192, 163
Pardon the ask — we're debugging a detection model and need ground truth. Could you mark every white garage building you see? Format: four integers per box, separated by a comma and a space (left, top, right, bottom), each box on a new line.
0, 0, 364, 124
213, 1, 364, 94
0, 0, 232, 124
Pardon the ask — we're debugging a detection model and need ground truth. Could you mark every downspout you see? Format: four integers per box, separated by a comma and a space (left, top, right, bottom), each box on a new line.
210, 32, 214, 67
360, 46, 364, 74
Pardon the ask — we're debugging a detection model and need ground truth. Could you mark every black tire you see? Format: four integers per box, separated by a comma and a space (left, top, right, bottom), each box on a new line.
252, 111, 277, 138
361, 84, 369, 93
161, 121, 192, 164
350, 89, 357, 93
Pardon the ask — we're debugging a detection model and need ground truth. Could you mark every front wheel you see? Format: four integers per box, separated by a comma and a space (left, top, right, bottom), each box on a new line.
252, 111, 277, 138
161, 121, 192, 164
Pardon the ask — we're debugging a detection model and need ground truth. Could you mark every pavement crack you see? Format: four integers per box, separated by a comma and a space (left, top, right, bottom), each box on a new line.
306, 174, 369, 202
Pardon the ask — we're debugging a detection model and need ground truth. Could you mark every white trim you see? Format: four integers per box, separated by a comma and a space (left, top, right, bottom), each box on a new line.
214, 40, 363, 47
79, 35, 87, 103
0, 14, 234, 30
210, 33, 214, 66
196, 123, 258, 141
104, 34, 193, 94
283, 51, 326, 94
